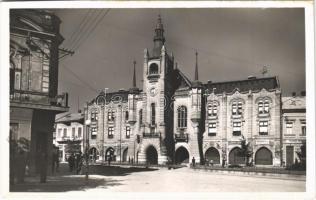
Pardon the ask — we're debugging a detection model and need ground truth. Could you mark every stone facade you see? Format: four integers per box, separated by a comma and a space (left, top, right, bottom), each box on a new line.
84, 16, 304, 167
54, 113, 84, 162
282, 95, 306, 166
9, 9, 68, 182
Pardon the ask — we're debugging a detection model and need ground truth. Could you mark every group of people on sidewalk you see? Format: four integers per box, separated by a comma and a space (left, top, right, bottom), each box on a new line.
191, 157, 227, 168
67, 152, 84, 174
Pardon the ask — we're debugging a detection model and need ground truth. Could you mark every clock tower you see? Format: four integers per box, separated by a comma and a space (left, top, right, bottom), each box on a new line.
139, 15, 175, 164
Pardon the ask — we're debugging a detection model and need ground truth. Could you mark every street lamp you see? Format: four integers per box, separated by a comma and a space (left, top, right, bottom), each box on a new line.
85, 118, 91, 183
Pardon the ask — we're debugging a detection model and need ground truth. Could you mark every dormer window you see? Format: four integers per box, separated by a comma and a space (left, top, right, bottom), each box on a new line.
149, 63, 159, 75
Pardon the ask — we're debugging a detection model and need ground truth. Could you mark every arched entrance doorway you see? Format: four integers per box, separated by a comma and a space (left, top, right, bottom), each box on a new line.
205, 147, 220, 164
175, 146, 189, 164
122, 148, 128, 162
105, 147, 115, 161
229, 147, 244, 165
146, 145, 158, 165
255, 147, 273, 165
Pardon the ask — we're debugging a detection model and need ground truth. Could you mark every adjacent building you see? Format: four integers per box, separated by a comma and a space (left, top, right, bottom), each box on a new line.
54, 112, 84, 162
84, 16, 291, 166
282, 94, 306, 166
9, 9, 68, 180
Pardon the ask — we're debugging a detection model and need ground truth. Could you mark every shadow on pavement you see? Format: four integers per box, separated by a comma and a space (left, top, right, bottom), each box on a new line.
90, 165, 158, 176
10, 164, 158, 192
10, 176, 121, 192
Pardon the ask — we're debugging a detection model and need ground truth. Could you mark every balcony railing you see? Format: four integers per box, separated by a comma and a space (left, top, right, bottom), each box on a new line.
10, 90, 68, 108
143, 132, 161, 138
174, 133, 189, 143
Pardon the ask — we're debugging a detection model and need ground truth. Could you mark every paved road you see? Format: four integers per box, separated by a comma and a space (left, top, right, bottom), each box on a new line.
11, 165, 305, 193
88, 167, 305, 192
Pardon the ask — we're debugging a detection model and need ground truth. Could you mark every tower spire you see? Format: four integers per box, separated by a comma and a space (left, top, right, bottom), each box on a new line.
195, 51, 199, 81
133, 60, 136, 88
152, 14, 165, 57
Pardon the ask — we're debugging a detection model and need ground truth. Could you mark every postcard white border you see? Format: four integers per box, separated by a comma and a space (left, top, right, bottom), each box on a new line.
0, 1, 314, 200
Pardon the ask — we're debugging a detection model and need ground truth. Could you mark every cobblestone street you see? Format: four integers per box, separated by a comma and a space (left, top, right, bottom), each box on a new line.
11, 164, 305, 193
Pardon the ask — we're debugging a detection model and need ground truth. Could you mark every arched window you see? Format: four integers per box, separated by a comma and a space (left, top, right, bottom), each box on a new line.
151, 103, 156, 125
149, 63, 159, 74
232, 100, 243, 115
258, 99, 270, 114
178, 106, 187, 128
208, 102, 218, 116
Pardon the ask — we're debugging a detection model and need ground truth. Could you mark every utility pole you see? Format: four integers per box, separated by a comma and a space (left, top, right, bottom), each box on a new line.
85, 102, 91, 184
119, 104, 122, 164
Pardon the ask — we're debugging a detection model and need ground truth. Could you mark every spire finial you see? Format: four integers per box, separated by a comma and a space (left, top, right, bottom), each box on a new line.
133, 60, 136, 88
195, 51, 199, 81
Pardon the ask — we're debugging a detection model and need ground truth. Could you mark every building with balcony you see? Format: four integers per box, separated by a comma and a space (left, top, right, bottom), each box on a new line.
84, 15, 292, 167
54, 113, 84, 162
282, 94, 306, 166
9, 9, 69, 180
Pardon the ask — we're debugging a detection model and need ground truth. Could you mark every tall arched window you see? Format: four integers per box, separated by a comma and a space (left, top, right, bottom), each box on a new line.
151, 103, 155, 125
178, 106, 187, 128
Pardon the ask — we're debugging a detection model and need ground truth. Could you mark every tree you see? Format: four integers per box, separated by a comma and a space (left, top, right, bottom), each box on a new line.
240, 135, 253, 166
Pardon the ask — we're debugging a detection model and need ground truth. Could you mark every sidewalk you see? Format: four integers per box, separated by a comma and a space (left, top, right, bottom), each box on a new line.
10, 163, 156, 192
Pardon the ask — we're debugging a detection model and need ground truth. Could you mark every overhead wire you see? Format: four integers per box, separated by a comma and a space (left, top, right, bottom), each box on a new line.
62, 9, 94, 48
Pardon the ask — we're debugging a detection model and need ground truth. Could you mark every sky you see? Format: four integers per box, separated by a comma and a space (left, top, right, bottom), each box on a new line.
53, 8, 306, 113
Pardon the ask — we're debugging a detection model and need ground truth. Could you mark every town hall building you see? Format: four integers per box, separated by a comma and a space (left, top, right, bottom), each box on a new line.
84, 16, 286, 166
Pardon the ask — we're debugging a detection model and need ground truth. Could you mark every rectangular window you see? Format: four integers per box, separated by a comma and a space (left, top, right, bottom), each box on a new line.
125, 111, 129, 121
258, 101, 264, 114
78, 127, 82, 138
301, 121, 306, 136
233, 122, 241, 136
264, 100, 269, 113
286, 122, 293, 135
63, 128, 67, 137
91, 112, 98, 121
58, 128, 62, 138
108, 127, 114, 138
72, 127, 75, 137
91, 127, 97, 139
208, 123, 217, 136
259, 121, 268, 135
126, 126, 130, 138
232, 103, 237, 115
208, 105, 217, 116
237, 102, 242, 115
108, 111, 114, 121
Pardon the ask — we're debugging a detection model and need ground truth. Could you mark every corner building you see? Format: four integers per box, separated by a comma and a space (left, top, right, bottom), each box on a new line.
86, 16, 282, 166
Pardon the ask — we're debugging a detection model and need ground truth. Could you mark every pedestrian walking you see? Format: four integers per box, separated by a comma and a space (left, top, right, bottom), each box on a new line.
222, 158, 226, 168
210, 159, 214, 167
68, 154, 75, 172
192, 157, 196, 167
